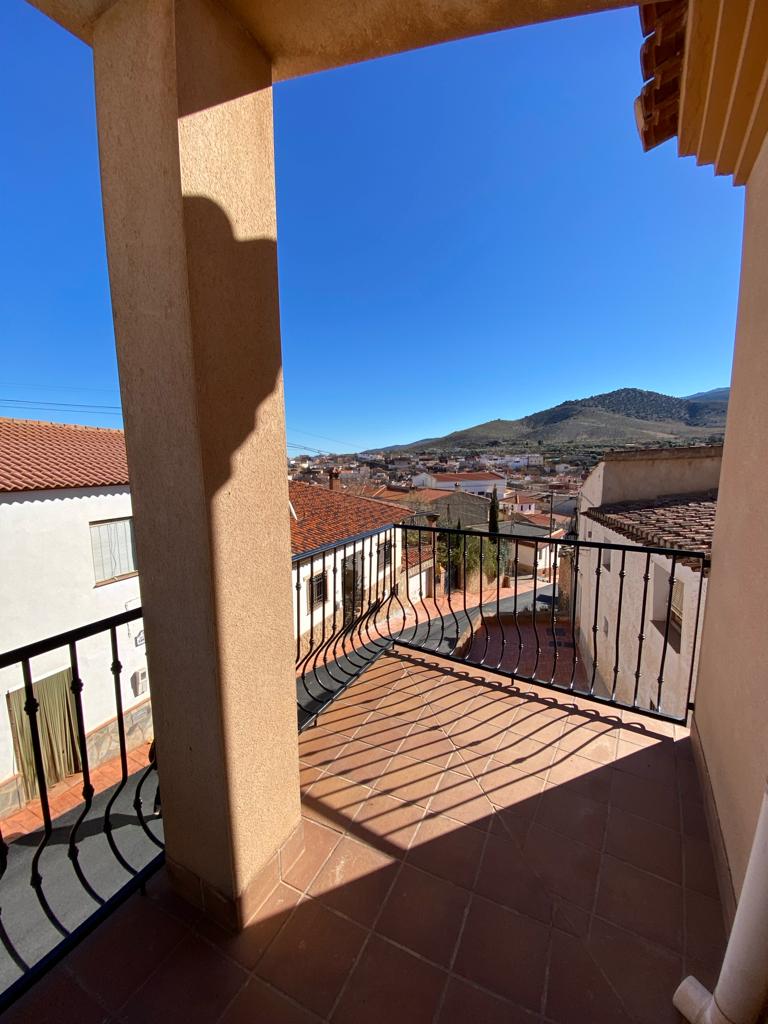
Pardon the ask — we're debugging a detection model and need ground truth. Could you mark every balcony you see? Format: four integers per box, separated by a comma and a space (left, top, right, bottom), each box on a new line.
3, 646, 725, 1023
0, 526, 726, 1023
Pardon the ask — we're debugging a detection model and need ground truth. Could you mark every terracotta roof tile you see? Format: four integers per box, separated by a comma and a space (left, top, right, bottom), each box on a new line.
0, 418, 129, 492
584, 490, 716, 569
289, 481, 409, 555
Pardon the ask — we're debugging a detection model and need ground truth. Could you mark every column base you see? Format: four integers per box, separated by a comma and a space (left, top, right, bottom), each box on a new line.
166, 819, 305, 932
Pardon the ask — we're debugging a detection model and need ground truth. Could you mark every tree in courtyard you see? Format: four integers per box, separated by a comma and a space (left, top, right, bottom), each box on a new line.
489, 487, 500, 535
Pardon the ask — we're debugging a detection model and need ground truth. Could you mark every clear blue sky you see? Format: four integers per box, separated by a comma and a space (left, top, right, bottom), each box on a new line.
1, 2, 744, 452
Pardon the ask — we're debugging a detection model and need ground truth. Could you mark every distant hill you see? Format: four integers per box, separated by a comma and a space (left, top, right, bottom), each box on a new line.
684, 387, 730, 403
381, 387, 729, 451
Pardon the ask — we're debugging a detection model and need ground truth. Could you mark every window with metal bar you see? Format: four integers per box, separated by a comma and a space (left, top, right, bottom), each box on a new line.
90, 517, 137, 584
670, 578, 684, 631
308, 571, 327, 611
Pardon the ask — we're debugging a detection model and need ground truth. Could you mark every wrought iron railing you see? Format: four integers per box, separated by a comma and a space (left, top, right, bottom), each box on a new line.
295, 522, 709, 729
0, 520, 708, 1006
0, 610, 163, 1010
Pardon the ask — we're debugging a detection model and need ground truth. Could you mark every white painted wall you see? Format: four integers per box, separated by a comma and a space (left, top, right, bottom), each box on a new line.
412, 474, 506, 497
291, 526, 403, 644
0, 487, 147, 783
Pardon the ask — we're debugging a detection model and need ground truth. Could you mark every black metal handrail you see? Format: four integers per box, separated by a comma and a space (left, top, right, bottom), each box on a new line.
294, 521, 709, 729
0, 609, 162, 1010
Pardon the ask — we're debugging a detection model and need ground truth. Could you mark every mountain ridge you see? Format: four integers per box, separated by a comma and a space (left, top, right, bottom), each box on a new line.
377, 387, 729, 451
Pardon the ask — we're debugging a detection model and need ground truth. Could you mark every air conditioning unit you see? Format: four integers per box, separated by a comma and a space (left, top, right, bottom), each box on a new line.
131, 667, 149, 697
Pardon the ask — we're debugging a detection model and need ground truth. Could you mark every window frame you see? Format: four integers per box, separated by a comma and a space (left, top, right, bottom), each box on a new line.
90, 516, 138, 587
307, 570, 328, 612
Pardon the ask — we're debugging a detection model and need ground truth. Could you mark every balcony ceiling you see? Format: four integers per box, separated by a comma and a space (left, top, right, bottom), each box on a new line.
32, 0, 638, 79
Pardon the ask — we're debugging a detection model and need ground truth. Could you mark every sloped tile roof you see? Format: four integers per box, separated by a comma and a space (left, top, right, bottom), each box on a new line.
289, 481, 409, 556
0, 418, 129, 492
584, 490, 716, 567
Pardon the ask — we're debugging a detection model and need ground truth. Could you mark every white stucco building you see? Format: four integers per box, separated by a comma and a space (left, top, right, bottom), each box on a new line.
0, 419, 150, 817
411, 471, 506, 497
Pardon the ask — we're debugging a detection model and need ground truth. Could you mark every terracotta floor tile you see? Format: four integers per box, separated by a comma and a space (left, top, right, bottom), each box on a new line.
465, 694, 520, 730
685, 889, 726, 969
298, 762, 324, 792
546, 752, 613, 805
406, 812, 487, 889
283, 818, 341, 892
509, 705, 567, 746
65, 893, 188, 1011
682, 799, 710, 840
615, 739, 677, 784
605, 806, 682, 883
397, 723, 455, 768
446, 717, 504, 764
331, 934, 446, 1024
474, 831, 552, 924
301, 774, 372, 833
535, 785, 608, 850
351, 713, 412, 752
325, 738, 391, 786
475, 759, 545, 814
317, 704, 372, 737
427, 771, 495, 829
373, 753, 443, 806
610, 770, 680, 831
308, 834, 398, 926
255, 899, 366, 1017
683, 834, 719, 899
677, 758, 704, 804
219, 977, 321, 1024
453, 895, 549, 1012
352, 791, 424, 856
120, 933, 247, 1024
557, 725, 618, 765
523, 823, 600, 909
436, 976, 539, 1024
376, 862, 469, 965
373, 689, 427, 721
491, 733, 555, 776
596, 855, 683, 952
297, 727, 351, 770
197, 882, 302, 971
545, 928, 633, 1024
587, 917, 683, 1024
2, 965, 111, 1024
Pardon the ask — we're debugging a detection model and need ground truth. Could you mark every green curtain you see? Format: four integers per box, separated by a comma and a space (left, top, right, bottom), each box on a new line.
7, 668, 81, 800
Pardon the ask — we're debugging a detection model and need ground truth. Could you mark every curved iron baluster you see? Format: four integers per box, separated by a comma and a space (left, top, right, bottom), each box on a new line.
479, 535, 491, 666
66, 642, 105, 906
530, 541, 541, 679
103, 626, 137, 876
568, 542, 581, 691
460, 530, 474, 661
133, 762, 163, 849
655, 555, 678, 713
610, 549, 627, 702
386, 527, 407, 641
445, 533, 461, 652
632, 552, 652, 708
512, 538, 523, 674
401, 527, 419, 646
549, 541, 559, 686
589, 547, 603, 694
494, 537, 507, 673
683, 556, 707, 716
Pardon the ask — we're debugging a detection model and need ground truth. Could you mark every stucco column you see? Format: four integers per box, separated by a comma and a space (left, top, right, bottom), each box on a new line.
92, 0, 301, 928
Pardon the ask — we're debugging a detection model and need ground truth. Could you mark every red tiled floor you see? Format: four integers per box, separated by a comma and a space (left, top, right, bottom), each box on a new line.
7, 649, 728, 1024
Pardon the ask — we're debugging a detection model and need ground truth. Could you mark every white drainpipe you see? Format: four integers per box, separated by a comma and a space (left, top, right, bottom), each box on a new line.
673, 780, 768, 1024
